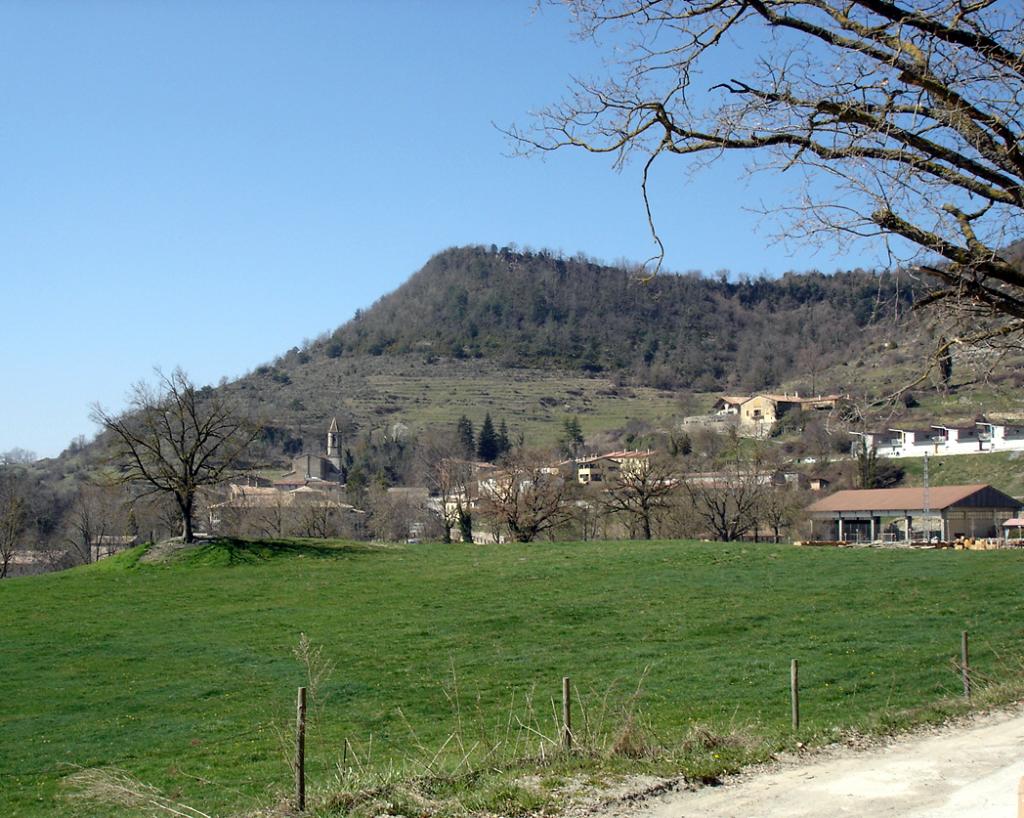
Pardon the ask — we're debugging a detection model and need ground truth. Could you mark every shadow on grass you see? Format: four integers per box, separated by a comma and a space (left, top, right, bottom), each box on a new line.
161, 537, 392, 568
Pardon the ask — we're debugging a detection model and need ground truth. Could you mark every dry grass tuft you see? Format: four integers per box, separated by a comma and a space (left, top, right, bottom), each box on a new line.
609, 712, 656, 759
65, 767, 212, 818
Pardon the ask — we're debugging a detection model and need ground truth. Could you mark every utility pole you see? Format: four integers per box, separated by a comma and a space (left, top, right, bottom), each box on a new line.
922, 453, 930, 542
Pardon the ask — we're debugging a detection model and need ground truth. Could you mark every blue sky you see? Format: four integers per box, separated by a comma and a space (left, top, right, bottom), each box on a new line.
0, 2, 885, 459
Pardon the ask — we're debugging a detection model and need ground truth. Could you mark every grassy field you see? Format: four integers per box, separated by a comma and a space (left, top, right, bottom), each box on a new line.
3, 539, 1024, 817
897, 450, 1024, 497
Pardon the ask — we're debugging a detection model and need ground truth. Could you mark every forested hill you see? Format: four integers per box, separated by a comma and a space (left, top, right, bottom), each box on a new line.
313, 245, 912, 390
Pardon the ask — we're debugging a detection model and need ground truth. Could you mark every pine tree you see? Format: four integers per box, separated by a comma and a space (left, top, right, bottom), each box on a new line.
856, 437, 878, 489
497, 419, 511, 456
456, 415, 475, 459
560, 415, 584, 458
477, 413, 500, 462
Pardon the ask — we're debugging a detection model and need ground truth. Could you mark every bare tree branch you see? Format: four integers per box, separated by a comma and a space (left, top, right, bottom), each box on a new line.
517, 0, 1024, 335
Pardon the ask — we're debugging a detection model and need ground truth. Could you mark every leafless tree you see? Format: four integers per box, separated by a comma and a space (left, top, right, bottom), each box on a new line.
0, 468, 28, 578
516, 1, 1024, 349
294, 498, 342, 539
254, 494, 290, 539
0, 448, 37, 466
601, 455, 679, 539
418, 432, 476, 543
91, 368, 258, 543
681, 447, 771, 542
64, 483, 129, 564
566, 483, 605, 541
759, 485, 812, 544
478, 451, 572, 542
365, 487, 427, 542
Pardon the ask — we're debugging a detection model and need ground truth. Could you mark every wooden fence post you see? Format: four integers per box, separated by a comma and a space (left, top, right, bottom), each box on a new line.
791, 659, 800, 732
295, 686, 307, 812
961, 631, 971, 699
562, 676, 572, 751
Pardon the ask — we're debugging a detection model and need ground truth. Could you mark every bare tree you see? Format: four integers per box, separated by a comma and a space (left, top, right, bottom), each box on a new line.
601, 455, 678, 540
91, 368, 258, 543
517, 1, 1024, 347
0, 448, 37, 466
253, 493, 290, 539
418, 432, 476, 543
567, 482, 605, 541
759, 485, 812, 544
0, 468, 28, 578
64, 483, 128, 564
294, 498, 342, 539
365, 487, 425, 542
681, 448, 771, 542
478, 451, 572, 542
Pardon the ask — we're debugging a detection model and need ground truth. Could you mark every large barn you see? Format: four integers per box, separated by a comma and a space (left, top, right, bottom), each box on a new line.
806, 484, 1022, 542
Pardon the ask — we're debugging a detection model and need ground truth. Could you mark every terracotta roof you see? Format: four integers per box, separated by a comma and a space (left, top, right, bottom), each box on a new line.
1004, 518, 1024, 526
718, 395, 751, 405
806, 484, 1000, 513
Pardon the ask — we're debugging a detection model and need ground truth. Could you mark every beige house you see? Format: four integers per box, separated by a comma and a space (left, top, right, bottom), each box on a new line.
713, 393, 842, 435
575, 450, 653, 484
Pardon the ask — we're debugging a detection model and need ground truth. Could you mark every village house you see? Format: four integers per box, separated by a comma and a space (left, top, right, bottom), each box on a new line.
213, 482, 353, 511
574, 450, 653, 485
711, 393, 843, 436
852, 420, 1024, 459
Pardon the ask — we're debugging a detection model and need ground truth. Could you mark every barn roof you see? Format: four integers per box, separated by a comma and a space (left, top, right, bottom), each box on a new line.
806, 484, 1020, 514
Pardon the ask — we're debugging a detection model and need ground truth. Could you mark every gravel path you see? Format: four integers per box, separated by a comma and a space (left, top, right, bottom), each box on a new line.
596, 708, 1024, 818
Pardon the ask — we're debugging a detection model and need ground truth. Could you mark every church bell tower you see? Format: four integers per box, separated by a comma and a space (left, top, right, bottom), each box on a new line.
326, 417, 341, 469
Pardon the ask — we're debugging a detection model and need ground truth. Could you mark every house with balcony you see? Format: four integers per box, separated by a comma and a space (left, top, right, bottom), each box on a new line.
852, 420, 1024, 459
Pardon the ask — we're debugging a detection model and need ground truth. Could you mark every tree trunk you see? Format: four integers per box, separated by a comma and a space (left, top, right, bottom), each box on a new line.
179, 494, 195, 543
642, 515, 652, 540
458, 506, 473, 543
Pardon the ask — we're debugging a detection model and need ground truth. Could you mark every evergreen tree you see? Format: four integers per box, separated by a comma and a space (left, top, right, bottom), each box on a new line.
497, 419, 511, 457
477, 413, 500, 462
560, 415, 584, 458
456, 415, 475, 459
856, 437, 878, 489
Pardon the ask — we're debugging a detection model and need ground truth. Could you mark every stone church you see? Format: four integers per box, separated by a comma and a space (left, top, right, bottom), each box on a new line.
273, 418, 344, 488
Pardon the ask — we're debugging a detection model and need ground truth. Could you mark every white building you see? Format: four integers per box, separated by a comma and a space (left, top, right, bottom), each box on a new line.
852, 421, 1024, 459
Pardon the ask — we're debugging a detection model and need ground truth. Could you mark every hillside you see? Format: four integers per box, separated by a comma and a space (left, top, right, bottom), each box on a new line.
210, 246, 942, 459
311, 245, 910, 389
20, 244, 1024, 529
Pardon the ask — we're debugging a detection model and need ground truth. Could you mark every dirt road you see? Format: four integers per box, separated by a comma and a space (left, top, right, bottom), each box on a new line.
599, 708, 1024, 818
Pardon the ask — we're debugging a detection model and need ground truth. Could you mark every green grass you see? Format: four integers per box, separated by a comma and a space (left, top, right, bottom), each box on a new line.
230, 355, 695, 452
896, 450, 1024, 497
353, 370, 688, 446
3, 539, 1024, 817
